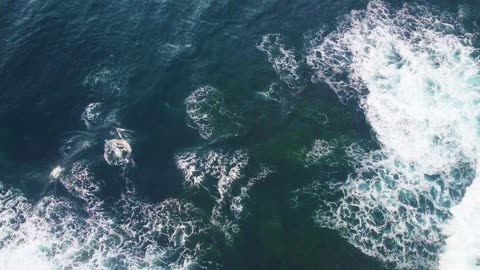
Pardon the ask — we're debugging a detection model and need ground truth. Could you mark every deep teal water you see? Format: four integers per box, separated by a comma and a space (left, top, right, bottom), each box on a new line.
2, 0, 480, 269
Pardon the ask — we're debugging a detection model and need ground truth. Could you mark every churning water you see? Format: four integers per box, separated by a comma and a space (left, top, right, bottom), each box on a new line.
2, 0, 480, 269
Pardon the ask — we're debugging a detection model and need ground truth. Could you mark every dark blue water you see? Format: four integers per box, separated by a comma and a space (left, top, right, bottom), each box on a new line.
2, 0, 480, 269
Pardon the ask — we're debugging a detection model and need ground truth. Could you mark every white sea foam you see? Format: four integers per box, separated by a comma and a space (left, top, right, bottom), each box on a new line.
81, 102, 103, 128
60, 160, 103, 207
175, 149, 271, 240
104, 139, 133, 166
229, 164, 273, 219
0, 184, 80, 270
185, 86, 232, 140
301, 139, 333, 167
439, 164, 480, 269
103, 129, 134, 167
175, 151, 206, 187
257, 34, 303, 90
306, 1, 480, 268
0, 63, 212, 269
0, 177, 212, 270
176, 149, 248, 198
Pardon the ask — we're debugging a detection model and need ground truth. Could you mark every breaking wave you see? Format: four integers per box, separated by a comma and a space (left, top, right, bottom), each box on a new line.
305, 1, 480, 268
0, 179, 212, 270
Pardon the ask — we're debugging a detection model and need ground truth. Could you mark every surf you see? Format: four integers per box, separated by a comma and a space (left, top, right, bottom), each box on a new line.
306, 1, 480, 268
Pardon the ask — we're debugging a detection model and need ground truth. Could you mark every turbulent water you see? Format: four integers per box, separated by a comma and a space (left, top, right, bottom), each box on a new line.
306, 1, 480, 269
1, 0, 480, 269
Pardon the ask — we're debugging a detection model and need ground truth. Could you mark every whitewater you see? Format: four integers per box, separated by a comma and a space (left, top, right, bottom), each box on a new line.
2, 0, 480, 269
306, 1, 480, 269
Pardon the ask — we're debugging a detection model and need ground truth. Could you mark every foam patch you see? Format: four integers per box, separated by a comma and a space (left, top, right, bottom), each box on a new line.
305, 1, 480, 268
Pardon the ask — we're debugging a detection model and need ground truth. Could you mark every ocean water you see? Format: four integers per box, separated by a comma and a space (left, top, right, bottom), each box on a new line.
1, 0, 480, 269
